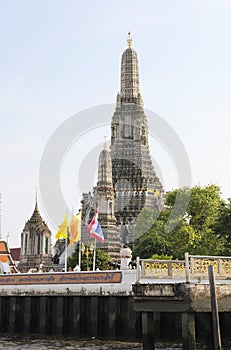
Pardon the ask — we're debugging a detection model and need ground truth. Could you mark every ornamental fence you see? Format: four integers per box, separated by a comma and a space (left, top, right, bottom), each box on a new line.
136, 253, 231, 283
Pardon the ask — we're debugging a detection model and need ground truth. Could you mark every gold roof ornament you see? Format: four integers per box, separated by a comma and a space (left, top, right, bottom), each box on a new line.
127, 31, 132, 48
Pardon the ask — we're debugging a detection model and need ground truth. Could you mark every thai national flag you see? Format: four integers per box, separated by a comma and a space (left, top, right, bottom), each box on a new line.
87, 211, 104, 243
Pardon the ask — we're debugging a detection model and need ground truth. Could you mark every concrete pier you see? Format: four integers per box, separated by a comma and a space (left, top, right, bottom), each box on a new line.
0, 268, 231, 347
133, 282, 231, 349
181, 313, 196, 350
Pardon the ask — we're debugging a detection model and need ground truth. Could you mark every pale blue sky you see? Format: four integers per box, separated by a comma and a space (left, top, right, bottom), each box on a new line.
1, 0, 231, 247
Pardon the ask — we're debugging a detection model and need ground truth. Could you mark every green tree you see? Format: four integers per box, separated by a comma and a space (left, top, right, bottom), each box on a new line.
132, 210, 195, 260
212, 198, 231, 255
150, 254, 173, 260
164, 185, 225, 256
130, 207, 159, 241
186, 185, 224, 233
132, 210, 171, 259
68, 244, 111, 271
133, 184, 227, 260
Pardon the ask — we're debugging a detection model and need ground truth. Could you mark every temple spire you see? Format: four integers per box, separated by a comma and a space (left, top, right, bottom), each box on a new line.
97, 147, 113, 186
35, 187, 38, 210
29, 189, 43, 223
120, 33, 141, 104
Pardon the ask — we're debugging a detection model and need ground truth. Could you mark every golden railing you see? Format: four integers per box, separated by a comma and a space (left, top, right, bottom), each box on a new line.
136, 254, 231, 283
140, 259, 186, 278
189, 255, 231, 276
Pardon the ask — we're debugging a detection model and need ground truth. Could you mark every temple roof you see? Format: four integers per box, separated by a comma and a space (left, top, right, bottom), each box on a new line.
0, 240, 17, 272
28, 200, 42, 222
23, 199, 50, 232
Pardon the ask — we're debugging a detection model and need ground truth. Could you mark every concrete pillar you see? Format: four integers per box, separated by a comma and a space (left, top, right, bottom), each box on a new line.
153, 312, 160, 339
73, 296, 81, 337
24, 297, 31, 333
181, 313, 196, 350
142, 312, 155, 350
9, 297, 16, 332
90, 296, 98, 337
56, 297, 63, 334
39, 297, 46, 333
108, 297, 116, 338
0, 297, 2, 328
127, 297, 136, 338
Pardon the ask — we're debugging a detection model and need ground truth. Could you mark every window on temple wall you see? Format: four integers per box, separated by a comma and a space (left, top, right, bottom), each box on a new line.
45, 237, 49, 254
24, 234, 28, 255
109, 202, 112, 215
37, 234, 40, 255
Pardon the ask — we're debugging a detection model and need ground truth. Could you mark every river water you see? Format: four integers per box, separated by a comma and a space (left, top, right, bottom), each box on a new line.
0, 337, 141, 350
0, 336, 181, 350
0, 336, 231, 350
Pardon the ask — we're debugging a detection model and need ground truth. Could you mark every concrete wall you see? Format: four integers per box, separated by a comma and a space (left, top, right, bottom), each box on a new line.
0, 270, 136, 296
0, 294, 231, 343
1, 272, 231, 343
0, 270, 140, 339
0, 294, 141, 339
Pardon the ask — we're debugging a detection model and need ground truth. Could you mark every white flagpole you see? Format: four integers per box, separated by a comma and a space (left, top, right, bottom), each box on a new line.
64, 237, 67, 272
93, 238, 96, 271
78, 241, 81, 270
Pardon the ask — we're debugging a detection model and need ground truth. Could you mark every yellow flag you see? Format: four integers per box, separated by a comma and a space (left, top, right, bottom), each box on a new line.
55, 212, 68, 239
69, 211, 81, 246
155, 189, 160, 197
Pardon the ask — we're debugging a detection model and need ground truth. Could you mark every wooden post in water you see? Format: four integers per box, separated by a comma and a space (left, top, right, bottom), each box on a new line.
208, 265, 222, 350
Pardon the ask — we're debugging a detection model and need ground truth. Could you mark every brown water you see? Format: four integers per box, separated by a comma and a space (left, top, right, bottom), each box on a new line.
0, 337, 180, 350
0, 336, 230, 350
0, 338, 141, 350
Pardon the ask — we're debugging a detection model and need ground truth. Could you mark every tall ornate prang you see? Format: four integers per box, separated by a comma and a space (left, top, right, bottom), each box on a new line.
110, 33, 164, 230
81, 34, 164, 248
81, 144, 122, 261
18, 198, 52, 271
93, 144, 122, 260
96, 144, 115, 225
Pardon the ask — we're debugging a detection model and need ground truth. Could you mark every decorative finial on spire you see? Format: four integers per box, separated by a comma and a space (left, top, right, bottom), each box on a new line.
35, 186, 38, 210
127, 32, 132, 48
104, 136, 107, 150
